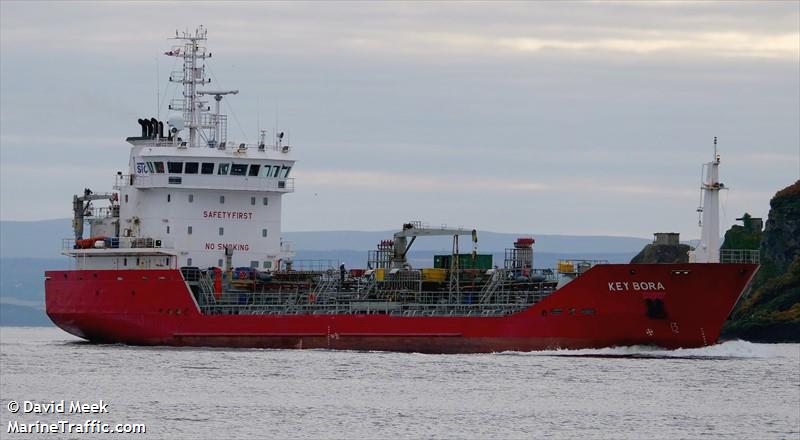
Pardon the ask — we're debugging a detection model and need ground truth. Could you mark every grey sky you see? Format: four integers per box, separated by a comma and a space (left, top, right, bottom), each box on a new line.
1, 1, 798, 238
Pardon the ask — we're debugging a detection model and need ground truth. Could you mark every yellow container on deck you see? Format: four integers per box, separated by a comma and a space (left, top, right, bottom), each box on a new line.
375, 268, 385, 281
421, 268, 447, 282
558, 261, 575, 273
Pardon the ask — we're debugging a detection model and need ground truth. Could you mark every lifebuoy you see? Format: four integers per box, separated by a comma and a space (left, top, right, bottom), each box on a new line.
308, 293, 316, 303
238, 270, 247, 279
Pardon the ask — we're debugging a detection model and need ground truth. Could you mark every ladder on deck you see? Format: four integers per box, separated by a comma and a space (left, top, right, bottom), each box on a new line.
479, 270, 503, 304
312, 276, 338, 302
358, 276, 379, 300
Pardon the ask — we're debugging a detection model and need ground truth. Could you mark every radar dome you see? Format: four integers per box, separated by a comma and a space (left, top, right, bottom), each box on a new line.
167, 115, 185, 131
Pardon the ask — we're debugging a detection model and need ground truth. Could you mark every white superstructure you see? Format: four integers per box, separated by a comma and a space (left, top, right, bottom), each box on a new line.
689, 137, 724, 263
66, 26, 295, 271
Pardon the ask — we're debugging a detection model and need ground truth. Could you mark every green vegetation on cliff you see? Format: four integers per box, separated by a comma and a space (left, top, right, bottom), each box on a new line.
630, 244, 691, 264
725, 258, 800, 341
721, 213, 763, 251
723, 180, 800, 342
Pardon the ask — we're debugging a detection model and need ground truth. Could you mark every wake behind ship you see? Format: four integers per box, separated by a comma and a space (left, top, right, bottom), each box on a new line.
45, 27, 759, 353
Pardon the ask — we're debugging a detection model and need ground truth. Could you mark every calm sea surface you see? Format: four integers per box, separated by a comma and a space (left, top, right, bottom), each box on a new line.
0, 327, 797, 439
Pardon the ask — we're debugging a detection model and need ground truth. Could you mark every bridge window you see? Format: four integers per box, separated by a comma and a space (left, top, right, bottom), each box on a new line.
231, 163, 247, 176
201, 162, 215, 174
262, 228, 268, 237
146, 162, 155, 173
219, 195, 225, 204
262, 197, 268, 206
217, 163, 230, 175
219, 227, 224, 236
250, 196, 256, 205
167, 161, 183, 174
250, 260, 259, 268
153, 162, 165, 173
282, 166, 292, 178
187, 226, 192, 235
261, 165, 272, 177
248, 164, 260, 176
272, 166, 280, 178
263, 261, 272, 269
184, 162, 199, 174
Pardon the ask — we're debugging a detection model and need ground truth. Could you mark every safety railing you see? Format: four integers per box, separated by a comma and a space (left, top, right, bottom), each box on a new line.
197, 290, 556, 317
720, 249, 760, 264
115, 174, 294, 192
62, 237, 174, 251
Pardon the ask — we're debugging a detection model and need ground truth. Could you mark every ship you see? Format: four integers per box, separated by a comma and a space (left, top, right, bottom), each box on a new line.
45, 27, 760, 353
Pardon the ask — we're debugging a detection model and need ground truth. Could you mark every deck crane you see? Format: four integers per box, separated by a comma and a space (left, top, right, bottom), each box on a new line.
391, 222, 478, 301
72, 188, 117, 240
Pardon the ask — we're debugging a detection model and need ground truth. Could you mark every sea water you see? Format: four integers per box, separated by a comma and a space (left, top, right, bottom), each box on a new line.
0, 327, 797, 439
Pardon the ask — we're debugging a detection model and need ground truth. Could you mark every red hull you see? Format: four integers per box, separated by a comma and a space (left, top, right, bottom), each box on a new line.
45, 264, 757, 353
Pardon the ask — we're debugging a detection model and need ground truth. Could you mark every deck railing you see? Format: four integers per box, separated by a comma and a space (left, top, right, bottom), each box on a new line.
114, 174, 295, 192
193, 290, 555, 318
182, 265, 559, 317
720, 249, 760, 264
62, 237, 174, 251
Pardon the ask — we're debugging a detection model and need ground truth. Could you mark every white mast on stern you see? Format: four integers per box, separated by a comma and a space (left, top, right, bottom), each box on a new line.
689, 137, 725, 263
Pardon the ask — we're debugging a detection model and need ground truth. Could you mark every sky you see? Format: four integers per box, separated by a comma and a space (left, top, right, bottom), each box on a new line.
1, 1, 798, 239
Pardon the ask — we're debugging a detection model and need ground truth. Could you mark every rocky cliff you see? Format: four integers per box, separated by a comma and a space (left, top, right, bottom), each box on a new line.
630, 243, 691, 264
721, 212, 763, 251
723, 180, 800, 342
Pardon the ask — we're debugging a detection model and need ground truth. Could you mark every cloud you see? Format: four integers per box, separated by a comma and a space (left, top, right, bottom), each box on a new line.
495, 32, 799, 59
1, 3, 798, 61
1, 2, 796, 237
296, 169, 698, 199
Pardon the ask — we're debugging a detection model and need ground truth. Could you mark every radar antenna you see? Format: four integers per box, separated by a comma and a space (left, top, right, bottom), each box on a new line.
165, 26, 220, 147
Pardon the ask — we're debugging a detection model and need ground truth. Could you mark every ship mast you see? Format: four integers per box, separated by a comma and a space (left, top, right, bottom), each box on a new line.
167, 26, 212, 147
689, 137, 725, 263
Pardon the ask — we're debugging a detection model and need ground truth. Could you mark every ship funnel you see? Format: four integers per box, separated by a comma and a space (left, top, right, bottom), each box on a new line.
150, 118, 159, 139
137, 119, 147, 137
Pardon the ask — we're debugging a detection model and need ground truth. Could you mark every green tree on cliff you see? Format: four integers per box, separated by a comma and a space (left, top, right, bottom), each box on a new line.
723, 181, 800, 342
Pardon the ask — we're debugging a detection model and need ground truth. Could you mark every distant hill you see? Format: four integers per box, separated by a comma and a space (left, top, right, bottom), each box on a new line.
282, 230, 651, 254
0, 219, 73, 258
1, 218, 651, 258
0, 251, 637, 327
0, 303, 52, 326
0, 218, 648, 327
